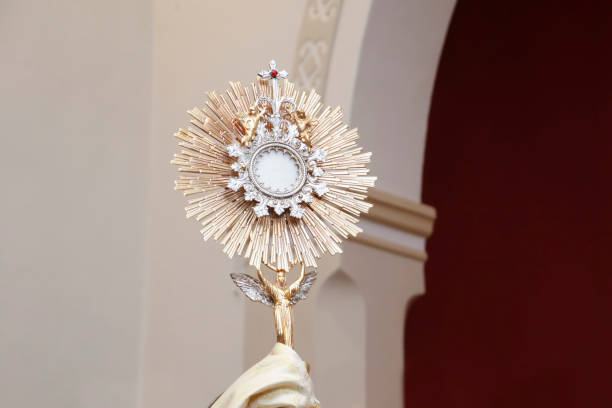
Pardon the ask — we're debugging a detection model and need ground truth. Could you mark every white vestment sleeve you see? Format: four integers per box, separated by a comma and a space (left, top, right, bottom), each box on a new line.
211, 343, 319, 408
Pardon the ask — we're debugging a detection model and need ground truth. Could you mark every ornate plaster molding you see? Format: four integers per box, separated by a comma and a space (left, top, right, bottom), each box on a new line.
292, 0, 345, 96
351, 188, 437, 261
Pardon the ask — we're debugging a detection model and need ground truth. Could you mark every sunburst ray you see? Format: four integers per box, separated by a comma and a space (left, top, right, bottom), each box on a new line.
173, 70, 375, 270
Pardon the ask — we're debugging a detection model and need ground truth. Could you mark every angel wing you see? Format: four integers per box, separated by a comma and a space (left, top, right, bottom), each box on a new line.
289, 271, 318, 305
230, 273, 273, 306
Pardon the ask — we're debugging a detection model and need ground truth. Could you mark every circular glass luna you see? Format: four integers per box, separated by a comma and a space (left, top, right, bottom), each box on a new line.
248, 143, 307, 198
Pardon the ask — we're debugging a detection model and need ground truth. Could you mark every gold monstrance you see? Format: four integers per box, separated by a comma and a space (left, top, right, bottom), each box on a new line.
172, 60, 375, 350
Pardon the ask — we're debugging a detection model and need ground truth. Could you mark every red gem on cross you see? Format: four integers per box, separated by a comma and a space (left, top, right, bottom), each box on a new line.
271, 69, 278, 78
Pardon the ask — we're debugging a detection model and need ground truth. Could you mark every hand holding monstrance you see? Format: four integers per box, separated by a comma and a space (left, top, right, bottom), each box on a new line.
172, 59, 375, 407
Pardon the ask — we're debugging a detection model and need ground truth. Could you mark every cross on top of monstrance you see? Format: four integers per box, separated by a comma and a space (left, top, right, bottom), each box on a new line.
257, 60, 292, 116
172, 59, 376, 349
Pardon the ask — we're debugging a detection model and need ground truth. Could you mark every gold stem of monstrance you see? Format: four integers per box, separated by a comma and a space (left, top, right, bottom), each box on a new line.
173, 57, 374, 408
173, 58, 374, 350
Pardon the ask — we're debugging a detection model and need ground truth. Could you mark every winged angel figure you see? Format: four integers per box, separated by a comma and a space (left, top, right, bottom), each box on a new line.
231, 262, 317, 348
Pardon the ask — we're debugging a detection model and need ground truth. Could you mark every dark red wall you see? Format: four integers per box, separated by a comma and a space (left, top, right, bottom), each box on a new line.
404, 1, 612, 407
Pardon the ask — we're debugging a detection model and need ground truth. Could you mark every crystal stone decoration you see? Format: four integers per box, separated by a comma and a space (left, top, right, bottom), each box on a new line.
226, 117, 328, 218
226, 61, 329, 219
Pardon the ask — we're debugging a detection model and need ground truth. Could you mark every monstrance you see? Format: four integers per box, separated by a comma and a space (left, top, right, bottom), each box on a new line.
172, 60, 375, 406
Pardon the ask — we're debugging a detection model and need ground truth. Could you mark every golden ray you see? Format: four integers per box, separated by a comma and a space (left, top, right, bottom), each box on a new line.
172, 75, 375, 269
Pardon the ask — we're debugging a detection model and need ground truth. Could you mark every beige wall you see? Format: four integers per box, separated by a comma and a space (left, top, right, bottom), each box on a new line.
0, 1, 151, 407
347, 3, 455, 405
